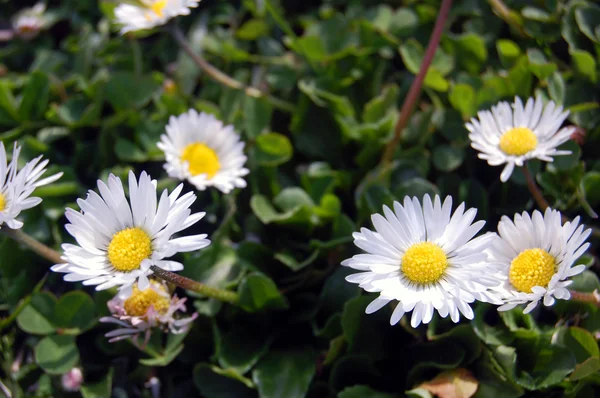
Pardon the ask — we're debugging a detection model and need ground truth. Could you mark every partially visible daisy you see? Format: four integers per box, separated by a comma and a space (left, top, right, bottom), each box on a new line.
157, 109, 249, 194
114, 0, 201, 34
0, 142, 63, 229
100, 280, 197, 347
489, 208, 591, 313
467, 96, 574, 182
12, 3, 47, 40
342, 195, 502, 327
51, 171, 210, 297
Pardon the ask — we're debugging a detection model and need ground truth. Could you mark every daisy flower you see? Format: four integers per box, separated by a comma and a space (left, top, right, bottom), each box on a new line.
489, 208, 591, 313
114, 0, 201, 34
100, 280, 197, 346
0, 142, 63, 229
466, 96, 574, 182
12, 3, 47, 40
51, 171, 210, 297
157, 109, 249, 194
342, 195, 502, 327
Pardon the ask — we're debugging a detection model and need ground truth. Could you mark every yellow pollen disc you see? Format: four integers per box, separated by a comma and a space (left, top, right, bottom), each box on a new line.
180, 143, 221, 178
401, 242, 448, 284
150, 0, 168, 16
107, 227, 152, 272
509, 248, 556, 293
499, 127, 538, 156
0, 193, 6, 212
124, 282, 170, 317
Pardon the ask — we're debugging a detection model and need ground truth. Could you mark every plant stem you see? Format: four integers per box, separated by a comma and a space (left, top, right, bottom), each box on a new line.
380, 0, 453, 166
488, 0, 528, 37
170, 24, 296, 113
569, 290, 600, 308
521, 166, 550, 211
521, 165, 600, 239
2, 228, 63, 264
1, 228, 240, 305
150, 265, 239, 305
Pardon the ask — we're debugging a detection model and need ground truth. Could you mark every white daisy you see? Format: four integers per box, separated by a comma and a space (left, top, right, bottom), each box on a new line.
157, 109, 249, 194
342, 195, 502, 328
489, 208, 591, 314
100, 279, 197, 347
51, 170, 210, 297
12, 3, 46, 40
114, 0, 201, 34
0, 142, 63, 229
466, 96, 574, 182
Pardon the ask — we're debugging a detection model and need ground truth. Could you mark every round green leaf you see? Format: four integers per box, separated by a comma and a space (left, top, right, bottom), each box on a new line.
252, 349, 317, 398
54, 291, 96, 332
583, 171, 600, 207
256, 132, 293, 166
433, 145, 465, 172
238, 273, 289, 312
35, 335, 80, 374
16, 292, 57, 335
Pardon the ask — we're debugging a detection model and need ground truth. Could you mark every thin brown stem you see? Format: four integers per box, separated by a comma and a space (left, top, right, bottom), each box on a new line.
170, 24, 295, 113
569, 290, 600, 308
150, 265, 239, 305
380, 0, 453, 165
2, 228, 63, 264
1, 228, 240, 305
521, 166, 550, 211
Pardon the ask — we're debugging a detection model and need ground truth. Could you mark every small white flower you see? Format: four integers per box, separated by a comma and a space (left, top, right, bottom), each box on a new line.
489, 208, 591, 314
99, 280, 197, 347
467, 96, 574, 182
61, 368, 83, 392
0, 142, 63, 229
114, 0, 201, 34
157, 109, 249, 194
51, 171, 210, 297
12, 3, 46, 40
342, 195, 501, 328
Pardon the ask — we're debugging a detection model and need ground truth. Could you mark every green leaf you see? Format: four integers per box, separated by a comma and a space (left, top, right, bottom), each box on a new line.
16, 292, 57, 335
236, 18, 270, 40
215, 322, 272, 374
104, 72, 158, 110
575, 6, 600, 43
433, 145, 465, 172
447, 33, 488, 74
570, 49, 597, 83
362, 84, 399, 123
339, 385, 395, 398
548, 72, 565, 103
193, 363, 255, 398
139, 344, 185, 367
527, 48, 557, 80
54, 291, 96, 332
252, 349, 317, 398
238, 272, 289, 312
423, 68, 449, 92
255, 132, 293, 166
244, 97, 273, 139
34, 335, 80, 375
19, 72, 50, 121
553, 327, 599, 363
583, 171, 600, 207
0, 81, 19, 123
448, 84, 476, 119
570, 357, 600, 381
115, 138, 148, 162
81, 369, 113, 398
496, 39, 521, 67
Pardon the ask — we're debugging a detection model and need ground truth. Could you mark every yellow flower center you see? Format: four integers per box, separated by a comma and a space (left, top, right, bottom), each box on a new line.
107, 227, 152, 272
123, 282, 170, 317
181, 143, 221, 178
401, 242, 448, 284
499, 127, 538, 156
0, 193, 6, 212
509, 248, 556, 293
150, 0, 168, 17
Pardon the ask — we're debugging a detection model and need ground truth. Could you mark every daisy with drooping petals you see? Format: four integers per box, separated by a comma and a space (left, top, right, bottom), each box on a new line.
0, 142, 63, 230
100, 280, 197, 346
114, 0, 201, 34
342, 195, 502, 328
157, 109, 249, 194
51, 171, 210, 297
489, 208, 591, 314
467, 96, 574, 182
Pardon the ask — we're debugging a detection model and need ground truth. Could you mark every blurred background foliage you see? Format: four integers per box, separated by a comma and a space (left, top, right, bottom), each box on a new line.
0, 0, 600, 396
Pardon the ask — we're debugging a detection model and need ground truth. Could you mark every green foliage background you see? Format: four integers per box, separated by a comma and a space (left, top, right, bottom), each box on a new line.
1, 0, 600, 396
